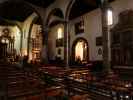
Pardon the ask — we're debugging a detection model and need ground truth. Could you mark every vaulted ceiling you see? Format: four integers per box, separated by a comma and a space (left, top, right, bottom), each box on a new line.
24, 0, 115, 19
0, 0, 115, 22
69, 0, 115, 19
0, 1, 34, 22
24, 0, 55, 8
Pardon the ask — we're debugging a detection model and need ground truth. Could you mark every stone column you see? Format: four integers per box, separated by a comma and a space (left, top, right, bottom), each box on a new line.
42, 27, 49, 64
11, 42, 13, 54
64, 21, 70, 68
20, 32, 23, 56
101, 0, 111, 72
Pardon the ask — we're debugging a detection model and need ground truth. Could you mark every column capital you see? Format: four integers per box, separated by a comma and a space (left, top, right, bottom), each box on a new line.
101, 0, 109, 5
63, 19, 69, 23
43, 26, 49, 38
44, 26, 49, 32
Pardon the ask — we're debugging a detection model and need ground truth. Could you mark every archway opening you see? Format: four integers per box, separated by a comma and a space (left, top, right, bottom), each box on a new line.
46, 8, 65, 64
46, 8, 64, 26
72, 38, 89, 65
28, 17, 43, 62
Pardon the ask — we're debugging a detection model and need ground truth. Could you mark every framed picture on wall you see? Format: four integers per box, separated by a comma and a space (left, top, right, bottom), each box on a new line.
56, 38, 64, 47
96, 36, 102, 46
75, 20, 84, 35
98, 48, 102, 55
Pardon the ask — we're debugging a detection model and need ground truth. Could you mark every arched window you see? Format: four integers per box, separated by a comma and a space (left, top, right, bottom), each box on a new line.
57, 27, 63, 39
107, 8, 113, 25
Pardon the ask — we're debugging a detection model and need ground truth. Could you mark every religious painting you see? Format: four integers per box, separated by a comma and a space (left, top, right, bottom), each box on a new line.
98, 48, 102, 55
75, 20, 84, 35
56, 38, 63, 47
96, 36, 102, 46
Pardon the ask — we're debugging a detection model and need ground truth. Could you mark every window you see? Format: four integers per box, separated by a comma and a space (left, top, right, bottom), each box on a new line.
107, 9, 113, 25
96, 37, 102, 46
56, 27, 64, 47
57, 27, 63, 39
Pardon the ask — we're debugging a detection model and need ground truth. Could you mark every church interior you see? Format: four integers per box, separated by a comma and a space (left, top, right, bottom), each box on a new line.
0, 0, 133, 100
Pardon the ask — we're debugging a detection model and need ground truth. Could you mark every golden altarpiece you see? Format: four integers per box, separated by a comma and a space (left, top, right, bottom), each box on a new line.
0, 28, 15, 59
31, 25, 42, 62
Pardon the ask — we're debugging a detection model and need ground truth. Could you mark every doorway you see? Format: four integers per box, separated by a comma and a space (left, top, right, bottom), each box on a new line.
72, 38, 89, 65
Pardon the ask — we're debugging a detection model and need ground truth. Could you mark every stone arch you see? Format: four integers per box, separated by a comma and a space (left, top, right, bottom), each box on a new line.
71, 37, 89, 64
27, 14, 39, 59
65, 0, 76, 20
0, 0, 44, 57
12, 22, 23, 53
0, 0, 44, 38
24, 1, 45, 36
48, 20, 64, 28
46, 8, 64, 26
18, 2, 44, 59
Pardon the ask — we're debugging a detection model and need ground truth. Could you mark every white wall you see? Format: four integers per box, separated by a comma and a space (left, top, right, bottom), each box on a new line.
48, 0, 133, 62
48, 24, 64, 60
69, 9, 102, 61
69, 0, 133, 61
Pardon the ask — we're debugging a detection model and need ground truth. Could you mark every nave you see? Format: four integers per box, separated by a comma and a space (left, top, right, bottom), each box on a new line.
0, 60, 133, 100
0, 0, 133, 100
